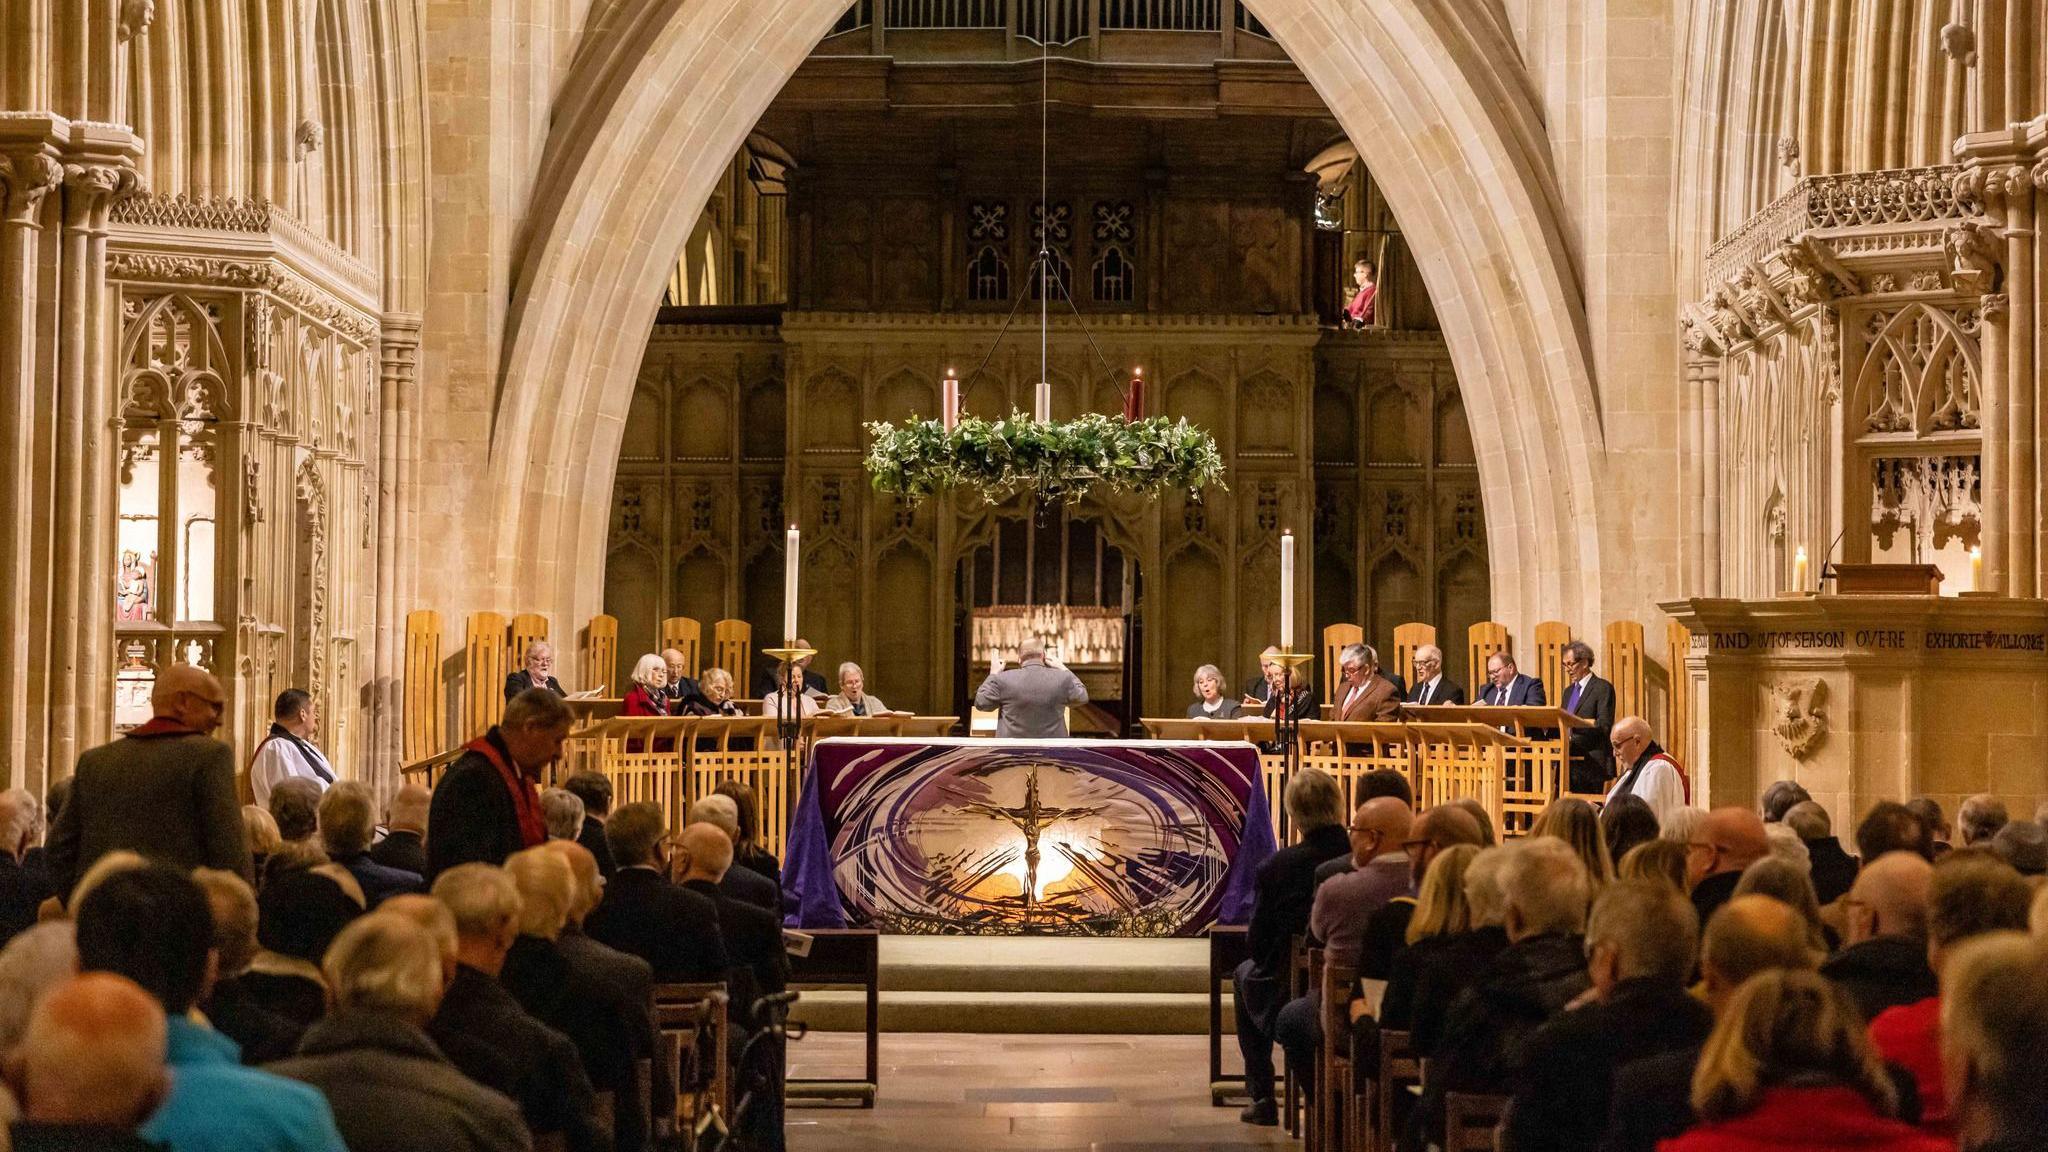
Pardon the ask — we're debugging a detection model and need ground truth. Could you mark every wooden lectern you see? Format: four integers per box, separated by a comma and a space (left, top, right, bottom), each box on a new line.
1826, 563, 1944, 595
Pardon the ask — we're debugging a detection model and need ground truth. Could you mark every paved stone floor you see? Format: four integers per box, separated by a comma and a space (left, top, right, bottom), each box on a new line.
787, 1032, 1293, 1152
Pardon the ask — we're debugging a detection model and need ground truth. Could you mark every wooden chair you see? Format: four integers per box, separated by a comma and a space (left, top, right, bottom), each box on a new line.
1315, 957, 1359, 1152
1372, 1029, 1420, 1152
1443, 1091, 1510, 1152
1283, 936, 1310, 1136
1207, 924, 1252, 1103
1303, 945, 1325, 1152
653, 982, 730, 1139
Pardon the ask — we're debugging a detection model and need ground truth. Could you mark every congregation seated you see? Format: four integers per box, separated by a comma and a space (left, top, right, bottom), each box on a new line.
1733, 856, 1836, 954
621, 652, 671, 717
1957, 793, 2007, 847
0, 923, 80, 1056
1866, 853, 2035, 1137
1989, 820, 2047, 876
425, 863, 605, 1152
269, 912, 528, 1152
1233, 768, 1349, 1125
193, 868, 304, 1065
675, 822, 789, 1152
1785, 799, 1860, 905
1376, 843, 1485, 1034
1185, 664, 1242, 719
1599, 793, 1660, 864
0, 789, 51, 951
1822, 852, 1938, 1021
1759, 779, 1812, 824
7, 972, 172, 1151
270, 777, 324, 848
1686, 807, 1770, 925
541, 787, 585, 844
1904, 798, 1951, 857
1408, 836, 1590, 1151
688, 796, 779, 911
244, 804, 285, 884
243, 865, 367, 1029
74, 864, 348, 1152
1941, 932, 2048, 1151
1531, 796, 1614, 885
320, 782, 425, 908
368, 784, 431, 877
823, 661, 889, 716
1313, 768, 1414, 885
561, 772, 619, 879
714, 779, 782, 890
585, 801, 730, 982
1658, 969, 1948, 1152
502, 845, 654, 1152
681, 667, 744, 718
547, 839, 667, 1152
1618, 837, 1691, 892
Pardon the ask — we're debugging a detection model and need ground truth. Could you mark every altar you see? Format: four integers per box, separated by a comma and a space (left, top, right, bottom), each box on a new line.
783, 738, 1275, 937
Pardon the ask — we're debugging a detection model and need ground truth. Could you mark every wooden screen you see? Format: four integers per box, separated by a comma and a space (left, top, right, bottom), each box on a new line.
1391, 622, 1436, 690
1320, 623, 1363, 707
1466, 621, 1509, 702
584, 615, 619, 697
509, 613, 550, 674
661, 617, 705, 678
403, 610, 444, 763
1532, 621, 1571, 707
1604, 620, 1647, 723
464, 612, 510, 739
713, 619, 752, 690
1666, 619, 1693, 765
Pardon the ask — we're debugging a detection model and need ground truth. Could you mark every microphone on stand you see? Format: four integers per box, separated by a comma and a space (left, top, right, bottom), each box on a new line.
1817, 525, 1848, 589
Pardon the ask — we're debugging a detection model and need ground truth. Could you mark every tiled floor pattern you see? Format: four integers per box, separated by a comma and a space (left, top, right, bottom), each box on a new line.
787, 1032, 1292, 1152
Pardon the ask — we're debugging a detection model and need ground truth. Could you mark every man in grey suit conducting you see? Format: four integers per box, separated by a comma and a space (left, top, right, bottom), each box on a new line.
974, 638, 1088, 739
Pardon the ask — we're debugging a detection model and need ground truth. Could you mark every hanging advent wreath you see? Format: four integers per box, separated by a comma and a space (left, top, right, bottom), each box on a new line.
864, 411, 1227, 507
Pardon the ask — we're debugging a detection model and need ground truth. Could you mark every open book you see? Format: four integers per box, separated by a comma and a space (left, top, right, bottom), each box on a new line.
566, 685, 606, 700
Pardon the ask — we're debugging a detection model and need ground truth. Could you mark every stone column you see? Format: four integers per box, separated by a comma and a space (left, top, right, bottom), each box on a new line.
2002, 165, 2036, 596
1978, 290, 2008, 593
0, 144, 64, 788
371, 314, 421, 792
48, 137, 139, 774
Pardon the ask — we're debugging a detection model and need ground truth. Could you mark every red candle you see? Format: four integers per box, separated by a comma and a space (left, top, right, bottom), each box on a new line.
1123, 367, 1145, 422
942, 369, 960, 430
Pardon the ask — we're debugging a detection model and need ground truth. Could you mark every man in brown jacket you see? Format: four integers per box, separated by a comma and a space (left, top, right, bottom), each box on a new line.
47, 664, 252, 899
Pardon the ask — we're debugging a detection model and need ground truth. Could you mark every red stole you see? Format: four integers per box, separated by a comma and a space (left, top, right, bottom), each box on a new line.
127, 716, 198, 739
466, 733, 546, 849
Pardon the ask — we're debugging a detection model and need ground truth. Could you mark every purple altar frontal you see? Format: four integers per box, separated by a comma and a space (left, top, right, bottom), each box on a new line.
782, 737, 1275, 936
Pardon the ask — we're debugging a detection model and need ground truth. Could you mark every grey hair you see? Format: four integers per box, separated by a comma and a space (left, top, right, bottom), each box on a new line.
525, 641, 554, 661
317, 781, 377, 858
1192, 664, 1227, 693
1588, 880, 1699, 984
688, 794, 741, 841
430, 864, 524, 940
1959, 794, 2010, 846
540, 788, 586, 841
1284, 768, 1344, 832
631, 653, 666, 689
838, 662, 863, 681
1413, 644, 1443, 664
1339, 643, 1370, 667
1463, 847, 1510, 927
1763, 822, 1812, 872
0, 788, 39, 850
324, 913, 445, 1019
1564, 640, 1596, 666
0, 923, 79, 1049
1783, 800, 1831, 840
1499, 837, 1590, 936
1660, 806, 1709, 846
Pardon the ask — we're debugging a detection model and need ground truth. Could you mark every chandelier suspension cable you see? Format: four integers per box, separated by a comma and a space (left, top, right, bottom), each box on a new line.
1039, 0, 1050, 392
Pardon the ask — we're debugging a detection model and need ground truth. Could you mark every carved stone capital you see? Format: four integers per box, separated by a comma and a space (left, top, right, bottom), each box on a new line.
61, 161, 140, 229
1981, 292, 2010, 322
0, 151, 64, 225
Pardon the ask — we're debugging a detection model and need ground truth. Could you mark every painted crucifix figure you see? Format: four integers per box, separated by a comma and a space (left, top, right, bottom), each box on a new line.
959, 764, 1109, 926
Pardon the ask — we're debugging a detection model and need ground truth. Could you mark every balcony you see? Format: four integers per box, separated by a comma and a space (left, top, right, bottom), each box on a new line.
819, 0, 1288, 64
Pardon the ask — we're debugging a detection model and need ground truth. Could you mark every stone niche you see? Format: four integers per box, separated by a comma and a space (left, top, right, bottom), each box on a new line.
1663, 595, 2048, 832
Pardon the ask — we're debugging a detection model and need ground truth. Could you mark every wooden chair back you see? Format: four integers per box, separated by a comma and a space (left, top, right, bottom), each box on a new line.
584, 614, 619, 697
1321, 623, 1364, 707
1531, 621, 1571, 707
404, 609, 444, 762
1443, 1091, 1509, 1152
463, 611, 509, 740
713, 619, 752, 692
1375, 1029, 1421, 1152
1604, 619, 1646, 723
1665, 619, 1694, 763
660, 617, 704, 678
1390, 622, 1436, 691
653, 982, 730, 1134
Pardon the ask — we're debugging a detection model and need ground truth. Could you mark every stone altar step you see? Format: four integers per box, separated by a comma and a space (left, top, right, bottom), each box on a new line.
789, 935, 1228, 1035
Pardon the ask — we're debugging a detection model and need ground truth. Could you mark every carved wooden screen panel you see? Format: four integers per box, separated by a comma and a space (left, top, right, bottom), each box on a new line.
464, 612, 509, 739
1531, 621, 1571, 708
714, 619, 752, 693
508, 614, 549, 671
1666, 620, 1693, 766
1466, 621, 1509, 702
1603, 620, 1647, 726
1321, 623, 1363, 707
661, 618, 704, 678
404, 610, 443, 763
585, 615, 618, 697
1392, 622, 1436, 691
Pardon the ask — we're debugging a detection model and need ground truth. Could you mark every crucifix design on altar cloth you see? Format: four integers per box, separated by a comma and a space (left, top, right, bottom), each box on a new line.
959, 765, 1109, 927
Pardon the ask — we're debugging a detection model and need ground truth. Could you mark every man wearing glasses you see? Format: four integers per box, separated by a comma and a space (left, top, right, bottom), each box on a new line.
48, 663, 253, 898
1559, 640, 1616, 793
1404, 644, 1465, 706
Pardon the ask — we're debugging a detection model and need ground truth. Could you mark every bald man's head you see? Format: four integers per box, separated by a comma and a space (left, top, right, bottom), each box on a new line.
1689, 807, 1770, 887
385, 783, 431, 833
676, 823, 735, 885
1846, 851, 1934, 944
13, 972, 168, 1127
661, 649, 689, 679
1700, 894, 1819, 1010
1348, 796, 1415, 867
1410, 805, 1485, 884
149, 664, 226, 734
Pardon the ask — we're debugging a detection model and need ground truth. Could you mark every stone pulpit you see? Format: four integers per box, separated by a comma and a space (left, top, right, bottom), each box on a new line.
1663, 595, 2048, 829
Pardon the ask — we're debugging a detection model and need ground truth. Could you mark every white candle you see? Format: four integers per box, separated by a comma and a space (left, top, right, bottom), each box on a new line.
784, 524, 800, 643
942, 369, 960, 430
1970, 545, 1983, 591
1035, 380, 1051, 423
1280, 530, 1295, 650
1793, 545, 1809, 591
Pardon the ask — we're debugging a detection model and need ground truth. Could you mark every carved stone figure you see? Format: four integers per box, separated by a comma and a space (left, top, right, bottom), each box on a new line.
1770, 678, 1829, 760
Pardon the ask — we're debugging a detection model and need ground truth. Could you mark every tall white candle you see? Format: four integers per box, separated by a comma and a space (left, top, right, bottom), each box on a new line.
1793, 545, 1808, 591
1035, 379, 1051, 422
784, 524, 800, 643
942, 369, 960, 430
1970, 545, 1983, 592
1280, 530, 1295, 650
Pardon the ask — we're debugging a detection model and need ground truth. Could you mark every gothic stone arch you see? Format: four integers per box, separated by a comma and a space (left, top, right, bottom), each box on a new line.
484, 0, 1610, 637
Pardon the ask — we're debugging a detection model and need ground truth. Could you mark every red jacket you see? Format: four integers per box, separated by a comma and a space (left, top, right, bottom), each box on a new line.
622, 684, 668, 716
1869, 997, 1947, 1135
1657, 1085, 1954, 1152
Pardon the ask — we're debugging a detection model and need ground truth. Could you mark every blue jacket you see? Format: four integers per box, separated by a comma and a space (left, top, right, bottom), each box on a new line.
142, 1016, 347, 1152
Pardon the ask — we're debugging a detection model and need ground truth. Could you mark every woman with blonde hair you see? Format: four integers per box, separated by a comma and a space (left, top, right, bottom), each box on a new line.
1619, 838, 1691, 893
1376, 844, 1481, 1031
1663, 969, 1948, 1152
1532, 796, 1613, 885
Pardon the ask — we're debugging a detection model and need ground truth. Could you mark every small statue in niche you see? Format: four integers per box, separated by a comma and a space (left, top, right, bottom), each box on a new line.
1770, 677, 1829, 761
116, 550, 154, 621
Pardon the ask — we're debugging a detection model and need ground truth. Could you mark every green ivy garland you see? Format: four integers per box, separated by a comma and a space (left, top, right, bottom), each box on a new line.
864, 412, 1227, 506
